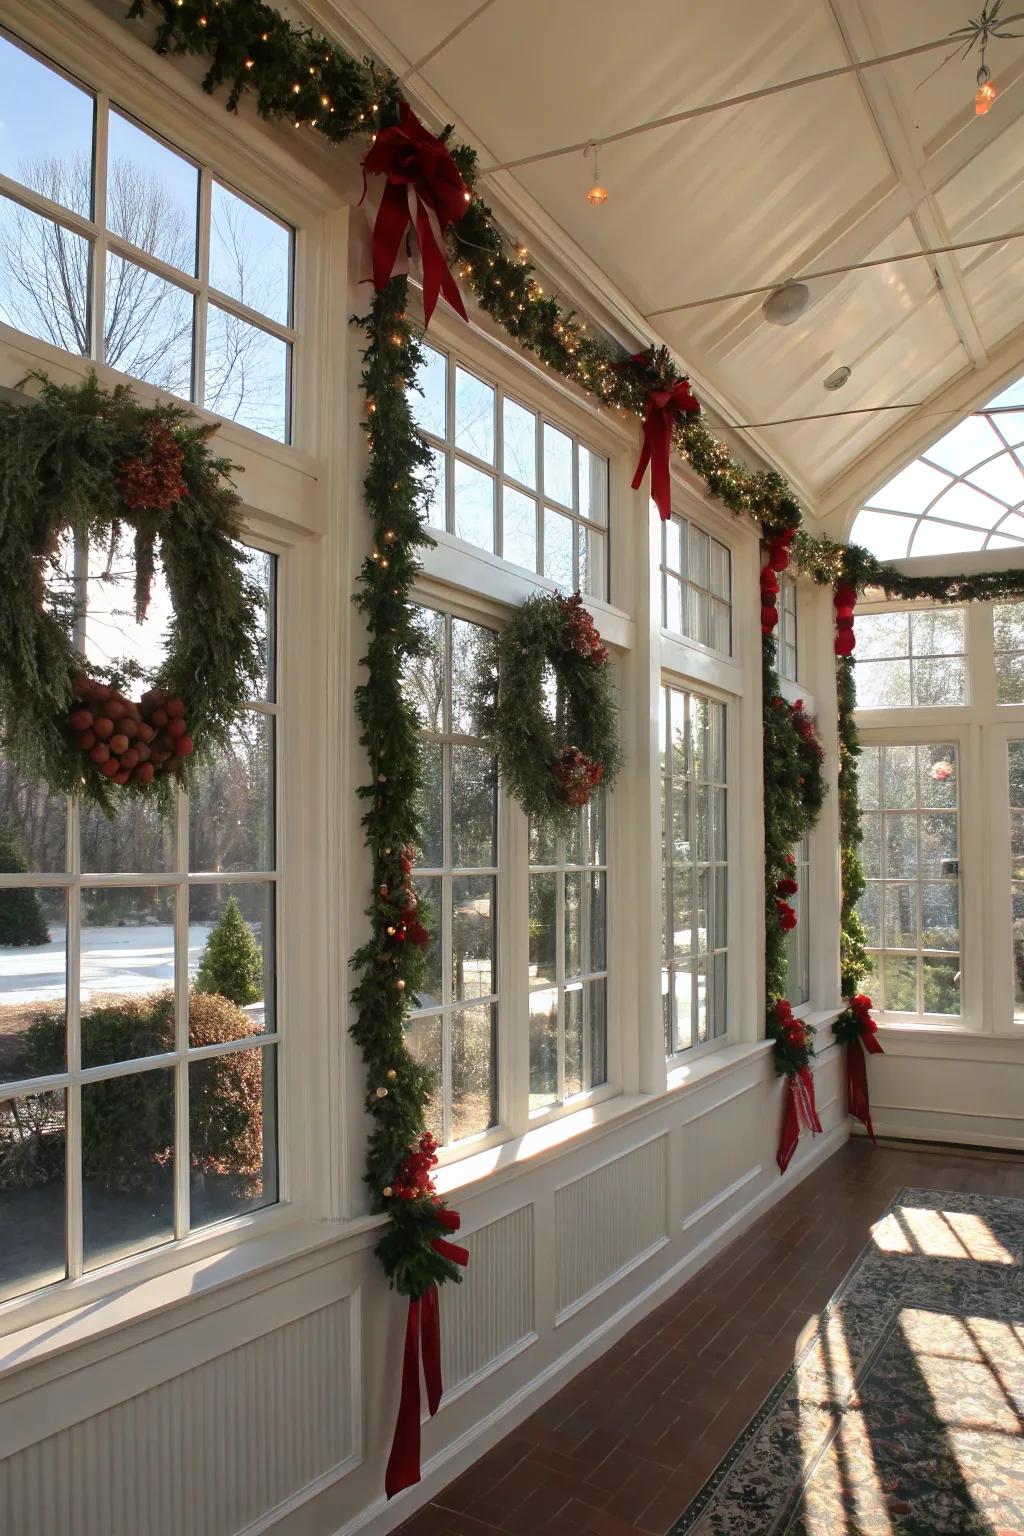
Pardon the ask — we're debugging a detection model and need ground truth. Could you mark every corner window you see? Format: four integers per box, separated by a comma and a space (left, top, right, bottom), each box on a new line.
855, 608, 966, 708
660, 682, 728, 1055
994, 603, 1024, 704
661, 514, 731, 654
0, 31, 294, 442
410, 344, 608, 598
786, 834, 810, 1007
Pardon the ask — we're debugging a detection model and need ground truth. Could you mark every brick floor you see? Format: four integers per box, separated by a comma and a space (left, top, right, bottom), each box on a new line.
395, 1137, 1024, 1536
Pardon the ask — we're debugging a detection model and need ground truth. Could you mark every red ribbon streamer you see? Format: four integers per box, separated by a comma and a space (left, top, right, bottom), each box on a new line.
362, 101, 470, 328
629, 370, 701, 521
777, 1064, 823, 1174
846, 1026, 884, 1142
384, 1212, 469, 1500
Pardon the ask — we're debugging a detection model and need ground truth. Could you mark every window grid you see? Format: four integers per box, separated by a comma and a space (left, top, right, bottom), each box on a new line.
410, 343, 609, 599
786, 834, 810, 1008
778, 578, 798, 683
994, 603, 1024, 705
528, 800, 608, 1115
406, 610, 499, 1148
0, 29, 295, 442
660, 513, 731, 655
661, 683, 728, 1056
855, 608, 967, 709
856, 743, 961, 1019
0, 548, 279, 1303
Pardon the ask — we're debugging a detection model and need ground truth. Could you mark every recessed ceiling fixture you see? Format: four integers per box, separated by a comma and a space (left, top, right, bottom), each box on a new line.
824, 365, 852, 391
761, 280, 810, 326
584, 142, 607, 206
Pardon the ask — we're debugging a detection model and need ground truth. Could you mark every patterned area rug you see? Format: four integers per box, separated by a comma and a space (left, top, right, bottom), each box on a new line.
671, 1187, 1024, 1536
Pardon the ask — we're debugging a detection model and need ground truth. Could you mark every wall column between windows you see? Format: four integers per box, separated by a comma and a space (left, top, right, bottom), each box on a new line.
804, 583, 843, 1013
733, 523, 767, 1044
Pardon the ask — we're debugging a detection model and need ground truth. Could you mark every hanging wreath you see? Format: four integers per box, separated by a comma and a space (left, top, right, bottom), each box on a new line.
475, 591, 620, 828
0, 373, 264, 813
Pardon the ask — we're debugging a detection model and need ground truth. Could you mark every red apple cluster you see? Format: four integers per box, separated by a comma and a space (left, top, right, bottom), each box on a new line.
552, 745, 604, 807
68, 677, 194, 786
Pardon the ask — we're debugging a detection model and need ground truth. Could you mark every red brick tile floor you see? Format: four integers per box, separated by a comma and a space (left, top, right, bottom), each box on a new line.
394, 1136, 1024, 1536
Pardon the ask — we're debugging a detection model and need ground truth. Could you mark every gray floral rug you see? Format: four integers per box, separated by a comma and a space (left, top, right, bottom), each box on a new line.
670, 1187, 1024, 1536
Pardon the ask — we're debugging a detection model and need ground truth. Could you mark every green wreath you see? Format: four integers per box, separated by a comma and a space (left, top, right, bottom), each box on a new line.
0, 373, 263, 813
475, 591, 621, 828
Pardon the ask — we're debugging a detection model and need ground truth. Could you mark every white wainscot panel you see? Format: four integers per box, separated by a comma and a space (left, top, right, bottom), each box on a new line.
440, 1205, 535, 1399
681, 1082, 762, 1228
555, 1136, 668, 1319
0, 1296, 358, 1536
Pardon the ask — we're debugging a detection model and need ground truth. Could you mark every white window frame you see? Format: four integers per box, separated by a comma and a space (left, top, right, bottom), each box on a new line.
778, 576, 799, 683
659, 510, 733, 658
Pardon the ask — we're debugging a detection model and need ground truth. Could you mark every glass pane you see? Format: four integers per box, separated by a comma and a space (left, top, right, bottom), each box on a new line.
0, 756, 66, 873
452, 875, 494, 1002
884, 955, 917, 1012
861, 814, 881, 878
672, 863, 693, 959
687, 586, 710, 647
710, 542, 731, 599
911, 608, 964, 655
564, 984, 582, 1100
884, 884, 917, 949
0, 1087, 67, 1301
884, 814, 917, 878
408, 607, 445, 733
413, 876, 441, 1009
664, 575, 683, 634
582, 793, 606, 867
994, 604, 1024, 652
503, 398, 536, 487
417, 445, 447, 530
105, 253, 193, 398
588, 871, 607, 973
416, 742, 443, 868
189, 713, 273, 873
673, 967, 693, 1053
664, 520, 683, 574
108, 111, 198, 276
529, 873, 557, 987
0, 195, 91, 355
210, 181, 290, 325
189, 883, 273, 1039
712, 600, 732, 655
451, 1003, 495, 1140
564, 871, 581, 977
920, 746, 958, 807
579, 448, 608, 524
858, 883, 881, 947
189, 1042, 277, 1229
1010, 742, 1024, 808
502, 487, 538, 572
921, 883, 958, 950
920, 812, 958, 877
913, 656, 965, 706
82, 1065, 175, 1270
238, 544, 277, 702
411, 344, 447, 440
0, 890, 66, 1084
405, 1012, 443, 1144
585, 977, 607, 1087
860, 613, 912, 659
997, 652, 1024, 704
451, 747, 496, 868
543, 423, 573, 506
205, 304, 288, 442
0, 36, 93, 214
451, 618, 489, 736
453, 459, 495, 550
882, 746, 917, 808
688, 526, 711, 589
529, 989, 558, 1113
1014, 886, 1024, 1017
80, 888, 174, 1056
923, 956, 960, 1015
454, 368, 494, 464
855, 659, 911, 710
80, 793, 175, 875
543, 507, 573, 589
858, 746, 880, 810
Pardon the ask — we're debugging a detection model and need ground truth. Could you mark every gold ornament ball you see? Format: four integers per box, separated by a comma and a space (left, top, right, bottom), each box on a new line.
395, 978, 406, 992
375, 1086, 388, 1099
386, 1068, 397, 1081
382, 1186, 393, 1198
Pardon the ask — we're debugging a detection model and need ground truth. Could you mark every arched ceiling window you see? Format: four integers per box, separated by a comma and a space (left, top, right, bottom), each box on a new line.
849, 376, 1024, 559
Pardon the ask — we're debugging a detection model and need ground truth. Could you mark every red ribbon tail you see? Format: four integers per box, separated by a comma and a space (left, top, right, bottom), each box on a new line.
846, 1038, 876, 1142
796, 1064, 823, 1135
430, 1234, 470, 1267
777, 1077, 800, 1174
632, 408, 674, 520
421, 1284, 443, 1416
371, 181, 412, 294
415, 198, 468, 328
385, 1297, 423, 1500
862, 1029, 885, 1056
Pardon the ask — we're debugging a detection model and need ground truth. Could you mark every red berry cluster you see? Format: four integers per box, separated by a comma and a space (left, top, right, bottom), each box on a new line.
388, 1132, 439, 1202
561, 592, 609, 665
552, 745, 604, 807
789, 698, 823, 759
68, 677, 193, 786
386, 845, 430, 949
834, 580, 857, 657
773, 997, 808, 1051
775, 895, 798, 932
115, 422, 188, 513
759, 527, 796, 635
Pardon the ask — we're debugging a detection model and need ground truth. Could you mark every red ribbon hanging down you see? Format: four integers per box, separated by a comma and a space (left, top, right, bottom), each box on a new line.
777, 1064, 823, 1174
846, 998, 884, 1141
362, 101, 471, 328
629, 367, 701, 521
384, 1208, 469, 1501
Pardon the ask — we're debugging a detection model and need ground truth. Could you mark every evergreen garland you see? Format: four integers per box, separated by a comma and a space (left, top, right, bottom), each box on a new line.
837, 656, 870, 998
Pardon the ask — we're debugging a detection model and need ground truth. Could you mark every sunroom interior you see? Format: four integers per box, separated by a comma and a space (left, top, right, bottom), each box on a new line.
1, 3, 1023, 1534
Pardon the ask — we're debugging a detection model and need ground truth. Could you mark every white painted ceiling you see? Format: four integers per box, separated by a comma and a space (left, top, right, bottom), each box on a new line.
327, 0, 1024, 528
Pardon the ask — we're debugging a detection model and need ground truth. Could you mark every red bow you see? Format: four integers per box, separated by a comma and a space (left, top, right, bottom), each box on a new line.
629, 365, 701, 520
362, 102, 470, 327
384, 1208, 469, 1500
845, 999, 883, 1141
777, 1064, 823, 1173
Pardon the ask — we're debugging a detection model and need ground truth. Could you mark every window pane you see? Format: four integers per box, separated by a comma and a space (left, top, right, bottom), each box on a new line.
411, 344, 447, 440
544, 507, 573, 588
417, 444, 447, 530
107, 110, 198, 276
210, 181, 290, 325
884, 955, 917, 1012
529, 874, 557, 987
81, 794, 175, 875
453, 459, 495, 550
913, 656, 965, 706
454, 367, 494, 464
452, 875, 494, 1001
408, 607, 446, 734
0, 759, 66, 871
0, 1087, 67, 1301
82, 1066, 175, 1270
189, 1042, 277, 1229
105, 252, 193, 397
451, 618, 490, 735
997, 652, 1024, 704
451, 1003, 496, 1140
854, 658, 912, 709
189, 883, 273, 1039
503, 398, 536, 486
451, 747, 496, 868
923, 956, 960, 1015
579, 448, 608, 525
543, 424, 573, 507
405, 1012, 443, 1144
529, 989, 558, 1113
0, 36, 93, 215
416, 741, 443, 868
80, 888, 174, 1048
503, 487, 538, 571
0, 195, 91, 355
189, 712, 274, 873
0, 890, 66, 1085
205, 303, 288, 441
238, 545, 277, 703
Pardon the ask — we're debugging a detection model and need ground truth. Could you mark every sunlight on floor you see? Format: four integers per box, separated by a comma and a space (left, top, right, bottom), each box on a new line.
872, 1204, 1015, 1263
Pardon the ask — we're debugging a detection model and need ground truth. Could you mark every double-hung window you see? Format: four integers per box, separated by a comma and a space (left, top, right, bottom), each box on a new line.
660, 513, 732, 654
0, 29, 294, 441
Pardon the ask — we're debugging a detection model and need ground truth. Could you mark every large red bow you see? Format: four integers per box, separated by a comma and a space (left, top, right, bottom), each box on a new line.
845, 997, 883, 1141
384, 1207, 469, 1500
777, 1064, 823, 1174
362, 101, 470, 327
628, 363, 701, 521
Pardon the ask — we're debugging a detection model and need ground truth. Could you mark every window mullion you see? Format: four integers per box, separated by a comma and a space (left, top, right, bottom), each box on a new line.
193, 166, 212, 410
556, 864, 565, 1106
174, 785, 190, 1241
65, 796, 83, 1283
